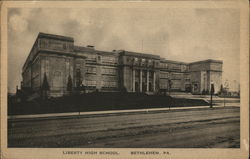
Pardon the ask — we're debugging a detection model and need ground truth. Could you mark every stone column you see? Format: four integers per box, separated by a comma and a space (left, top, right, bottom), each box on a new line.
153, 71, 156, 91
132, 69, 135, 92
140, 69, 142, 92
146, 71, 149, 92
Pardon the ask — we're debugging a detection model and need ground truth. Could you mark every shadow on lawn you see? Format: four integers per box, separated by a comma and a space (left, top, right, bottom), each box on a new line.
8, 92, 209, 115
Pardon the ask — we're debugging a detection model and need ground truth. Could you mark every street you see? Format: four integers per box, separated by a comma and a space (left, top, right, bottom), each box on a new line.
8, 106, 240, 148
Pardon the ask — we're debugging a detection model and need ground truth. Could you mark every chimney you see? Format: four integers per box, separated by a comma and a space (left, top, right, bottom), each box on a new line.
87, 45, 94, 49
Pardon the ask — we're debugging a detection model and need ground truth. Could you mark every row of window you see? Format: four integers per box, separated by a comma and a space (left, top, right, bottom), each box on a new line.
160, 63, 169, 68
160, 73, 190, 82
171, 80, 182, 89
102, 56, 117, 64
84, 80, 117, 87
160, 72, 184, 79
86, 67, 117, 75
85, 54, 97, 61
160, 72, 169, 79
40, 39, 72, 51
85, 54, 117, 64
133, 58, 153, 64
160, 63, 188, 71
159, 79, 169, 89
101, 81, 117, 88
102, 76, 117, 81
85, 80, 96, 86
86, 67, 97, 74
171, 73, 183, 79
160, 79, 182, 89
128, 57, 155, 67
102, 68, 117, 75
134, 70, 154, 77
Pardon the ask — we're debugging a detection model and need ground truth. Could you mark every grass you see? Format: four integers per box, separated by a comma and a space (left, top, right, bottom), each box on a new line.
8, 92, 209, 115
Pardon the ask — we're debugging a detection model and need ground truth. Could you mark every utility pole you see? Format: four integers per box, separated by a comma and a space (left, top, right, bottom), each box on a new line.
224, 95, 226, 107
168, 79, 172, 110
210, 83, 214, 108
224, 80, 229, 107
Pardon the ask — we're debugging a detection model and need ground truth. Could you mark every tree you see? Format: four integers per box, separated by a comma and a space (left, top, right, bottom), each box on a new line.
42, 73, 50, 90
202, 89, 206, 95
75, 69, 82, 91
219, 84, 224, 95
41, 73, 50, 98
211, 84, 215, 95
67, 75, 73, 93
210, 83, 215, 108
168, 79, 172, 95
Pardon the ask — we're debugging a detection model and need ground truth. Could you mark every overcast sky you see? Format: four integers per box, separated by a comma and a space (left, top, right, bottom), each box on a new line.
8, 7, 240, 93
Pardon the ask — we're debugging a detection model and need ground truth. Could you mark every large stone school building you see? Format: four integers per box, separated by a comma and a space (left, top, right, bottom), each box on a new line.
21, 33, 223, 97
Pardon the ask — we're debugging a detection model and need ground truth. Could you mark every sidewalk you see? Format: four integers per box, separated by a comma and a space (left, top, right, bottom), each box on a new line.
171, 94, 240, 101
8, 103, 240, 121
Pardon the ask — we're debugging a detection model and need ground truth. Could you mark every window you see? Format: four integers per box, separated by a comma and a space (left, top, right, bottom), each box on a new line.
76, 63, 81, 68
135, 70, 140, 78
170, 64, 181, 71
149, 71, 154, 79
171, 73, 182, 79
102, 76, 117, 81
148, 60, 153, 66
85, 80, 96, 86
86, 67, 96, 74
101, 81, 117, 88
181, 65, 188, 72
172, 80, 181, 89
86, 54, 96, 61
102, 68, 117, 75
102, 56, 116, 64
63, 43, 67, 50
160, 72, 169, 79
141, 59, 146, 65
160, 79, 168, 89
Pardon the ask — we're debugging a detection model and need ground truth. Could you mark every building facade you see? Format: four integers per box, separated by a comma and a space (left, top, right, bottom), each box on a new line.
21, 33, 223, 97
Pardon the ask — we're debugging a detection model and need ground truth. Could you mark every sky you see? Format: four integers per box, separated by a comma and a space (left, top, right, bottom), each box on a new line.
7, 7, 240, 93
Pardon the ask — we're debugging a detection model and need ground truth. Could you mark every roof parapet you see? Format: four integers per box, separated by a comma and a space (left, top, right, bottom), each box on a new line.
38, 32, 74, 42
189, 59, 223, 65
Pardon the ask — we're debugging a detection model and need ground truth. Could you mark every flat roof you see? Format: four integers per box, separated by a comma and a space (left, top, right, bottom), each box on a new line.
160, 59, 188, 65
118, 50, 161, 60
38, 32, 74, 42
189, 59, 223, 65
74, 45, 117, 56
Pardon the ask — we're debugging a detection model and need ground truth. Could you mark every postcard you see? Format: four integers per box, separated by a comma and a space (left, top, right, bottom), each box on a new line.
1, 0, 249, 159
